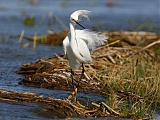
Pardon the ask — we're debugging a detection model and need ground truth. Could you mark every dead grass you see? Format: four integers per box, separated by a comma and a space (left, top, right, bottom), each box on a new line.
94, 52, 160, 119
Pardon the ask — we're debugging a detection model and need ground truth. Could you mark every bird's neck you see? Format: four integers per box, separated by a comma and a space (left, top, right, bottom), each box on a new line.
70, 23, 76, 41
69, 23, 85, 63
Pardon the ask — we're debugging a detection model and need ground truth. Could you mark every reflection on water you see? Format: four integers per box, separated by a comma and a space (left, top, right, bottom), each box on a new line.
0, 0, 159, 119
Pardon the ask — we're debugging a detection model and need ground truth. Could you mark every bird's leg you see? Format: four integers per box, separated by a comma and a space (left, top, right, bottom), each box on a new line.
68, 64, 85, 103
73, 63, 85, 105
70, 69, 75, 88
67, 69, 77, 102
69, 63, 85, 103
77, 63, 85, 87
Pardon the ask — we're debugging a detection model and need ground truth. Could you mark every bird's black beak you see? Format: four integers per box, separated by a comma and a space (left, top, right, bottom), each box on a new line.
73, 19, 85, 29
76, 21, 85, 29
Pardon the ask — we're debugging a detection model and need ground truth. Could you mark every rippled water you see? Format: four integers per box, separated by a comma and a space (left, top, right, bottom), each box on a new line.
0, 0, 159, 119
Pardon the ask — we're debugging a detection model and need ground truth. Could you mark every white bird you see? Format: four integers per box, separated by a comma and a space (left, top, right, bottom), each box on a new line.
63, 10, 108, 102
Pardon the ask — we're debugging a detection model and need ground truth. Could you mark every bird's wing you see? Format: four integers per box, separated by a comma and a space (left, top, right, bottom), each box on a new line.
66, 47, 81, 70
62, 36, 69, 56
75, 29, 108, 52
77, 38, 92, 63
62, 35, 81, 70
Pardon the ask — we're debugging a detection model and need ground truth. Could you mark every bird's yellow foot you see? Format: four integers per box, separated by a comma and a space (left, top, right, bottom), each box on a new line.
67, 91, 75, 100
67, 88, 77, 103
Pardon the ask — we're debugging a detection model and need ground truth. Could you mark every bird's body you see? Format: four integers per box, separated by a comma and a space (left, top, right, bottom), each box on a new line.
63, 22, 108, 70
63, 10, 108, 102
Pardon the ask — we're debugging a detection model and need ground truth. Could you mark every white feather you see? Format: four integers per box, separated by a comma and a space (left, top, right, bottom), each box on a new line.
63, 36, 81, 70
70, 10, 91, 21
75, 29, 108, 51
63, 10, 108, 70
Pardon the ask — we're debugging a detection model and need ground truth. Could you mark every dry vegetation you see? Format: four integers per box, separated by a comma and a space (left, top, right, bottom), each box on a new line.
1, 31, 160, 119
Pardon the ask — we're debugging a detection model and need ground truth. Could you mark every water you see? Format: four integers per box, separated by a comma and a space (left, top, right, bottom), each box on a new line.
0, 0, 159, 119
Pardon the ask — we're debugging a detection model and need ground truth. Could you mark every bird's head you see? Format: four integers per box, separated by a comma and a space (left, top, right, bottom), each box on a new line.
70, 10, 91, 29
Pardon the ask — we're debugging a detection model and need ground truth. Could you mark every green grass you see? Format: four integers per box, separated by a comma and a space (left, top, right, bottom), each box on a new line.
98, 52, 160, 119
23, 16, 35, 26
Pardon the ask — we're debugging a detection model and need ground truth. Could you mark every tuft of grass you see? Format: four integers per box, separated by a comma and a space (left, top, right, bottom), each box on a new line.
98, 52, 160, 119
23, 16, 35, 26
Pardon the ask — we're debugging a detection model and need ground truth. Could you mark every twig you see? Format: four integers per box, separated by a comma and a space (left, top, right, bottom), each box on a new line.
101, 102, 120, 115
0, 98, 17, 102
107, 55, 116, 64
92, 102, 100, 107
18, 29, 25, 43
39, 59, 54, 65
33, 33, 37, 49
84, 109, 98, 115
94, 40, 120, 51
54, 53, 65, 60
84, 72, 90, 80
141, 39, 160, 51
43, 77, 51, 83
128, 39, 160, 58
22, 42, 30, 48
108, 40, 121, 46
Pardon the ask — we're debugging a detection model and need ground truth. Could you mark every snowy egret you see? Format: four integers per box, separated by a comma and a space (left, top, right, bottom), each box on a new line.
63, 10, 108, 102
